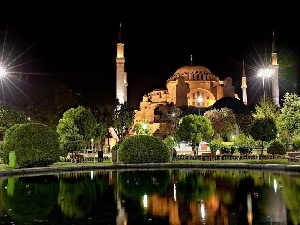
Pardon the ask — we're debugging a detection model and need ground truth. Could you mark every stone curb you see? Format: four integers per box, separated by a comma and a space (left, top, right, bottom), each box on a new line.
0, 162, 299, 177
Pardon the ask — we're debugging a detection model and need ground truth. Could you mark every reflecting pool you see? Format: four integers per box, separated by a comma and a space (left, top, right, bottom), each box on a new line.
0, 168, 299, 224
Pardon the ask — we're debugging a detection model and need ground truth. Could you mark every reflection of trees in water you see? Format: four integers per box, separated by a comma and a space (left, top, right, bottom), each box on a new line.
118, 170, 171, 198
58, 172, 115, 220
276, 173, 300, 224
0, 175, 60, 223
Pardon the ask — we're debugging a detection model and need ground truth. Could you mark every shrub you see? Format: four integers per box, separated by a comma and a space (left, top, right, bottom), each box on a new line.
267, 139, 286, 155
292, 136, 300, 151
118, 135, 169, 163
209, 139, 222, 153
3, 123, 60, 168
236, 145, 252, 155
220, 145, 236, 154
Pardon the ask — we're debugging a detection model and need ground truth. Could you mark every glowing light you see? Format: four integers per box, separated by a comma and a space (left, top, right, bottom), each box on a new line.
257, 68, 273, 78
143, 194, 148, 208
200, 202, 205, 220
0, 66, 6, 78
173, 183, 177, 201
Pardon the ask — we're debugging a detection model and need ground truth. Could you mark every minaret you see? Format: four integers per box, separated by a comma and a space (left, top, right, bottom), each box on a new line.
271, 31, 279, 106
241, 60, 247, 105
116, 23, 128, 104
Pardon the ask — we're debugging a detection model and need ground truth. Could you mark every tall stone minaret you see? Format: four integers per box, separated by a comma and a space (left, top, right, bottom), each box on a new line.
116, 23, 128, 104
241, 60, 247, 105
271, 31, 279, 106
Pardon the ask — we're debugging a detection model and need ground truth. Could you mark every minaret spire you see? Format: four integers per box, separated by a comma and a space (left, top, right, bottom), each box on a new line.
116, 22, 128, 104
271, 31, 280, 107
241, 60, 247, 105
190, 54, 193, 65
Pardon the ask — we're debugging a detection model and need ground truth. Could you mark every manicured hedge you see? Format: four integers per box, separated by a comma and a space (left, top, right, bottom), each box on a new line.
3, 123, 60, 168
118, 135, 170, 164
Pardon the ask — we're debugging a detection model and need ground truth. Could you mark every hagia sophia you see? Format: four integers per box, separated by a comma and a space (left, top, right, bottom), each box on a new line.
114, 24, 279, 139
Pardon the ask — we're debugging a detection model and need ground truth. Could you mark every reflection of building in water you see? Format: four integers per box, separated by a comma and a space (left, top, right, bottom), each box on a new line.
146, 184, 230, 224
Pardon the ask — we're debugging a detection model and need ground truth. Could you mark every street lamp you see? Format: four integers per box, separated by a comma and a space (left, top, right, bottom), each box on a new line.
257, 68, 272, 103
197, 96, 203, 115
0, 66, 6, 78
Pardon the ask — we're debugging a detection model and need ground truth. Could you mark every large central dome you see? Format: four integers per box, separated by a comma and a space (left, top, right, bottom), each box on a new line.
167, 65, 219, 83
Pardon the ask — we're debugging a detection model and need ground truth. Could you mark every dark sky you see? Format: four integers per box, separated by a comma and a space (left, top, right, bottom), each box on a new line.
0, 2, 299, 108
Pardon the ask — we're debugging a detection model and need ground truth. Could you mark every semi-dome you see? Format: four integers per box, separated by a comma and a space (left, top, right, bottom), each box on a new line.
167, 65, 219, 83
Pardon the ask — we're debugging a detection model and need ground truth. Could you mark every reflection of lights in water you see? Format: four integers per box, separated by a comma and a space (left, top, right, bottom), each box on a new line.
173, 184, 177, 201
273, 178, 278, 193
90, 171, 94, 180
247, 193, 253, 224
143, 194, 148, 208
200, 201, 205, 220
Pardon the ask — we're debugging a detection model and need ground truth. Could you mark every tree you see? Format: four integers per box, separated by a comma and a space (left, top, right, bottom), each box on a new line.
175, 114, 214, 154
111, 101, 135, 142
278, 93, 300, 142
204, 107, 236, 141
154, 104, 182, 136
58, 121, 84, 157
57, 106, 97, 151
252, 95, 280, 120
249, 117, 278, 156
235, 111, 253, 135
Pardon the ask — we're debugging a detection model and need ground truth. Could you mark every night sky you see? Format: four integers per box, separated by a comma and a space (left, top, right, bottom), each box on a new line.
0, 2, 299, 108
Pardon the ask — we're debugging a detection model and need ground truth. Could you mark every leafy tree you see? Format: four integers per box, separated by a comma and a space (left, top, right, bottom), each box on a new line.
278, 93, 300, 143
111, 101, 135, 142
204, 107, 236, 141
154, 104, 182, 136
92, 103, 114, 150
175, 114, 214, 154
252, 95, 280, 119
235, 111, 253, 135
58, 121, 85, 157
132, 122, 150, 135
57, 106, 96, 151
249, 117, 278, 156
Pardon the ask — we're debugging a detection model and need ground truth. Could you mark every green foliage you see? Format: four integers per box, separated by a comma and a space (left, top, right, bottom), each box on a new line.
118, 135, 170, 163
58, 121, 85, 157
175, 114, 214, 152
220, 145, 236, 154
204, 107, 236, 139
57, 106, 97, 151
235, 112, 253, 135
267, 139, 286, 155
234, 134, 255, 146
209, 138, 223, 153
2, 123, 60, 167
163, 135, 175, 150
252, 95, 280, 121
279, 93, 300, 138
292, 136, 300, 151
236, 145, 252, 155
249, 117, 278, 145
111, 101, 135, 142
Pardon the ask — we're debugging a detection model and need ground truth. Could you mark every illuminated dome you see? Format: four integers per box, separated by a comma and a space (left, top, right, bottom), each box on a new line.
167, 65, 219, 83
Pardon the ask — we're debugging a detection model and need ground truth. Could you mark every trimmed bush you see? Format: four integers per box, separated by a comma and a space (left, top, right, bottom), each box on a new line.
267, 139, 286, 155
236, 145, 252, 155
118, 135, 170, 163
3, 123, 60, 168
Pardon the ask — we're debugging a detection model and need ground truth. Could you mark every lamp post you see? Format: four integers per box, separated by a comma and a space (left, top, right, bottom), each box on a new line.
197, 96, 203, 115
257, 68, 272, 103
